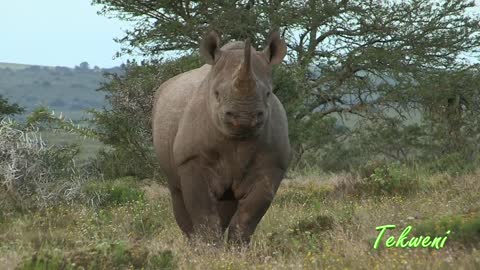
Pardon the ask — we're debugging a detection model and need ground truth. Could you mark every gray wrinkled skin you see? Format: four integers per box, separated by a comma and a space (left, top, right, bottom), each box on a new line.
152, 31, 290, 244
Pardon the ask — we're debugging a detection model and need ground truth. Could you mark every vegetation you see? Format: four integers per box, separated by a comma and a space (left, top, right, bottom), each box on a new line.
0, 0, 479, 268
0, 119, 98, 212
0, 62, 118, 120
0, 95, 24, 119
91, 0, 480, 172
1, 169, 479, 269
88, 56, 202, 179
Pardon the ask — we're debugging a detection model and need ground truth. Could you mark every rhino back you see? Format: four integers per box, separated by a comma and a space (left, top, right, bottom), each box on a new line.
152, 64, 211, 184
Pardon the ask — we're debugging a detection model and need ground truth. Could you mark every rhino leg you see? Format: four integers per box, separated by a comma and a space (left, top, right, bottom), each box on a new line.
178, 162, 222, 241
227, 167, 283, 244
170, 186, 194, 237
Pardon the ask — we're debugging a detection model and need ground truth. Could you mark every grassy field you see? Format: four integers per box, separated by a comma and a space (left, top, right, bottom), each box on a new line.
40, 131, 104, 162
1, 169, 479, 269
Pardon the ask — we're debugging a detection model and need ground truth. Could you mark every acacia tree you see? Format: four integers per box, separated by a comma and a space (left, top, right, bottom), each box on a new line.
93, 0, 480, 169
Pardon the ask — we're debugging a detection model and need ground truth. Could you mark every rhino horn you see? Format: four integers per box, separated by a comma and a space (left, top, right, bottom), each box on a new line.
234, 38, 256, 94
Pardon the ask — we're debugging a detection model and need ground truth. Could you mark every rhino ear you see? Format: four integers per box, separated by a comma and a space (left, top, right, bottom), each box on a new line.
263, 30, 287, 65
200, 30, 222, 65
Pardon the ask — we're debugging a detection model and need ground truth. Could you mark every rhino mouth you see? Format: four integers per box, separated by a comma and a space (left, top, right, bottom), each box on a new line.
228, 127, 260, 139
225, 122, 263, 139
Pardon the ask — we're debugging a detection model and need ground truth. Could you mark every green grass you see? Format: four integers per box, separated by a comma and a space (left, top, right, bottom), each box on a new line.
82, 177, 146, 207
1, 171, 479, 269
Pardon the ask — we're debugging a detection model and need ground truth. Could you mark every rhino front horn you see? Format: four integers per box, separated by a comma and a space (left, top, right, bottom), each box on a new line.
234, 38, 256, 94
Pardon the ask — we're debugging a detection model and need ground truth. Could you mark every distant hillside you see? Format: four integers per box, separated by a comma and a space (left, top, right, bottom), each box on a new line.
0, 62, 35, 70
0, 62, 122, 120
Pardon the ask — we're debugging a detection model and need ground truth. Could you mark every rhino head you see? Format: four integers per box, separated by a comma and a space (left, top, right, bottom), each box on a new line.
200, 30, 287, 138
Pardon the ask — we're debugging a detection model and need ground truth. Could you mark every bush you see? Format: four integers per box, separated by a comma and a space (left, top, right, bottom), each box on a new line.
0, 94, 24, 119
89, 56, 202, 180
426, 152, 478, 175
0, 119, 91, 210
355, 163, 421, 196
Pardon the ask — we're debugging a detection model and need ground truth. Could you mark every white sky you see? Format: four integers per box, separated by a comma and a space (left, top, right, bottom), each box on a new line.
0, 0, 134, 68
0, 1, 478, 68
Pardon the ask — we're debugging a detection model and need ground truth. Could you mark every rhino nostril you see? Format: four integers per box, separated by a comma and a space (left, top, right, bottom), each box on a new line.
225, 111, 235, 118
256, 111, 264, 119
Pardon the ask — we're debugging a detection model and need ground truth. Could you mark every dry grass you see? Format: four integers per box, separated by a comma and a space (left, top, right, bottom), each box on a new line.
1, 170, 479, 269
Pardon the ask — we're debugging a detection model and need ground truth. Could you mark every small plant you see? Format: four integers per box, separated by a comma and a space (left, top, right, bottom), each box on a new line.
82, 177, 145, 206
293, 214, 335, 235
357, 163, 420, 196
147, 250, 177, 270
19, 249, 72, 270
427, 152, 478, 175
414, 212, 480, 247
274, 183, 333, 206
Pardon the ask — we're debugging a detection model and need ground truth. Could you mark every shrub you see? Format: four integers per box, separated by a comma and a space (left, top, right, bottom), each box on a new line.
0, 95, 24, 119
356, 163, 421, 196
426, 152, 478, 175
90, 56, 202, 180
0, 119, 90, 210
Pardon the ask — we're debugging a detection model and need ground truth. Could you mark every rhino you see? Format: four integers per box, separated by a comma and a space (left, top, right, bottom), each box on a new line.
152, 30, 291, 244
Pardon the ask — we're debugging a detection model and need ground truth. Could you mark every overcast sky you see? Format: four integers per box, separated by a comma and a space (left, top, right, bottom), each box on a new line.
0, 1, 479, 68
0, 0, 133, 68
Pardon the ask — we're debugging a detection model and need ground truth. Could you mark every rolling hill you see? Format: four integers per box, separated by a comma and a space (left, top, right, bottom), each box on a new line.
0, 62, 122, 120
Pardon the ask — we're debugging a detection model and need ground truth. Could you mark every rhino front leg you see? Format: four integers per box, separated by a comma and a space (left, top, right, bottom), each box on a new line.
177, 161, 222, 241
227, 167, 284, 244
169, 186, 194, 237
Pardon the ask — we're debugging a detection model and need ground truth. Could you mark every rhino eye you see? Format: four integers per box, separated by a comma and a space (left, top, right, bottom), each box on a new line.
214, 90, 220, 99
266, 91, 271, 98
